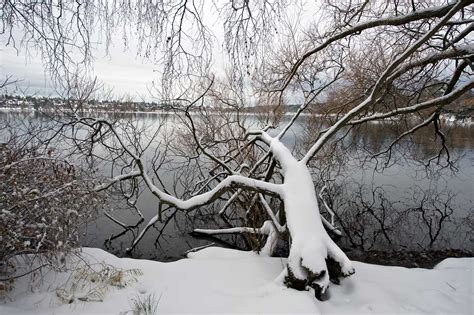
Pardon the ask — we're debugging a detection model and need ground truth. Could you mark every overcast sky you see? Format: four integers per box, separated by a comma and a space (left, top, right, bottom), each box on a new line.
0, 1, 230, 102
0, 1, 317, 102
1, 40, 164, 101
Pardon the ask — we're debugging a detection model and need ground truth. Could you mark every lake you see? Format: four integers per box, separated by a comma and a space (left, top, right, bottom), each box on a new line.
1, 110, 473, 260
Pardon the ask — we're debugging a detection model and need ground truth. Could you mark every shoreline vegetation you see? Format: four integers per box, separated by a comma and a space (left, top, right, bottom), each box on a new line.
1, 107, 473, 125
1, 91, 473, 124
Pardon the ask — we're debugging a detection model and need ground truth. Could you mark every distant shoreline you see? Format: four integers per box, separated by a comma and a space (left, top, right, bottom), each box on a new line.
0, 106, 311, 117
0, 107, 472, 125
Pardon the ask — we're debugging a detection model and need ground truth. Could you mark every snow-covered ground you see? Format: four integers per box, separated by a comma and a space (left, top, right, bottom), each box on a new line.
1, 247, 472, 314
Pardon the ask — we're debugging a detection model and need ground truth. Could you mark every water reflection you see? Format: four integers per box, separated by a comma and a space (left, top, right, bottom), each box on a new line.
1, 111, 473, 260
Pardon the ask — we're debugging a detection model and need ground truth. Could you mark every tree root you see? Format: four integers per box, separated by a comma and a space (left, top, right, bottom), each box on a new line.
284, 254, 354, 301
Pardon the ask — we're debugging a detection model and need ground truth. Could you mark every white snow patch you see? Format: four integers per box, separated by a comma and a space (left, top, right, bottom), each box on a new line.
1, 247, 472, 314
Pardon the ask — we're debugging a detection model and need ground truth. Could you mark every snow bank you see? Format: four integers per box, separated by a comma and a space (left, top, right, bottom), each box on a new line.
2, 247, 472, 314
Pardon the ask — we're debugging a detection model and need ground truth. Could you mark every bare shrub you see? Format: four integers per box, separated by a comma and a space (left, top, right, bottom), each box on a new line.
56, 262, 143, 304
0, 141, 104, 289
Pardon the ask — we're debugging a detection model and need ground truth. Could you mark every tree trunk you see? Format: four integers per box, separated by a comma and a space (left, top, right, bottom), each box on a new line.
270, 138, 354, 299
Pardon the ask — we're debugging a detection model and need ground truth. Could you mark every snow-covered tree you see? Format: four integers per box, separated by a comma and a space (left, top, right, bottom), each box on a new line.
2, 0, 473, 299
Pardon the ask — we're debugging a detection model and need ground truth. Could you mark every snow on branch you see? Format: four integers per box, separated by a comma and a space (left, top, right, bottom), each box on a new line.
387, 44, 474, 82
94, 170, 142, 192
300, 1, 468, 164
349, 79, 474, 125
259, 194, 286, 233
193, 221, 278, 256
279, 0, 467, 91
142, 171, 282, 211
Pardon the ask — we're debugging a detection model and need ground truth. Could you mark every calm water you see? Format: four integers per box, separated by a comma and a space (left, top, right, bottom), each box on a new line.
1, 111, 473, 260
